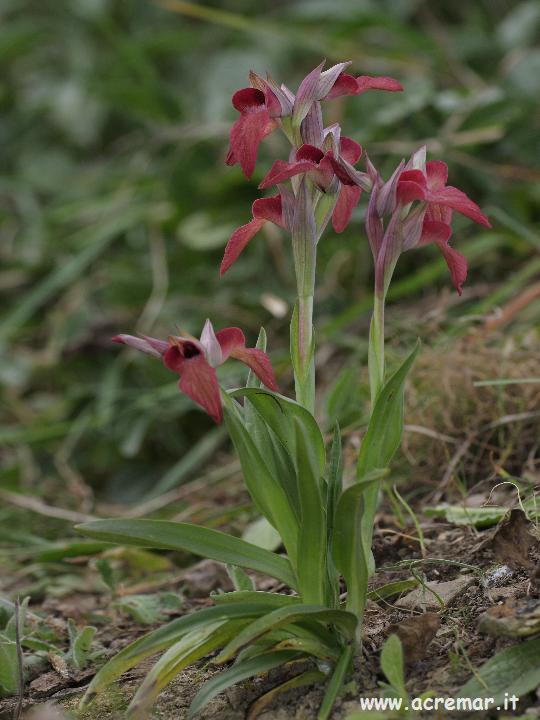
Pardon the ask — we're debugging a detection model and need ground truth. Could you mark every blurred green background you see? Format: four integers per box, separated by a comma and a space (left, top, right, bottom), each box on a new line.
1, 0, 539, 513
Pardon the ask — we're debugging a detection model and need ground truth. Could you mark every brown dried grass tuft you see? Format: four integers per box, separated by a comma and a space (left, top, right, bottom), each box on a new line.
403, 337, 540, 495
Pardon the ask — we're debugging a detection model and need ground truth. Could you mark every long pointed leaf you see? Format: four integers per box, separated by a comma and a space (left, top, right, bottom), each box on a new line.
187, 650, 299, 719
127, 619, 248, 718
80, 603, 280, 704
317, 644, 353, 720
294, 418, 327, 604
228, 388, 325, 474
76, 519, 296, 589
223, 397, 299, 565
216, 605, 357, 663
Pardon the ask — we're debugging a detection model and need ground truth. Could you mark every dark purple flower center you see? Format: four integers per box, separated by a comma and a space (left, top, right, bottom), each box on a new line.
182, 342, 200, 359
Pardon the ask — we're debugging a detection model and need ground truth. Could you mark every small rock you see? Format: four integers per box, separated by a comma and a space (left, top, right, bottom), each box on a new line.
484, 564, 513, 588
182, 559, 233, 597
395, 575, 476, 611
479, 597, 540, 638
390, 612, 441, 665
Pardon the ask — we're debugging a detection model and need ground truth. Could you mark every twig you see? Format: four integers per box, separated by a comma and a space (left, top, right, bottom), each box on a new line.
404, 424, 460, 445
0, 490, 97, 524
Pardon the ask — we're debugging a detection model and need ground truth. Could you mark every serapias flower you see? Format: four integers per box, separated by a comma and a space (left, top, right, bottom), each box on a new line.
366, 149, 491, 295
225, 87, 281, 179
396, 159, 491, 294
226, 61, 403, 179
113, 320, 278, 423
259, 136, 368, 233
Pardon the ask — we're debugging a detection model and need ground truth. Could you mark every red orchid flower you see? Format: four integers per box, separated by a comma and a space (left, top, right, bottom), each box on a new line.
396, 161, 491, 294
225, 82, 283, 179
113, 320, 278, 423
258, 137, 366, 233
220, 193, 291, 276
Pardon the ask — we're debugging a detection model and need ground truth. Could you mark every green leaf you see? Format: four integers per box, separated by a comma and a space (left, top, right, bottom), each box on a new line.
67, 619, 97, 670
367, 579, 419, 602
216, 605, 357, 663
211, 591, 301, 608
380, 634, 406, 698
187, 650, 299, 719
249, 670, 326, 719
223, 398, 299, 566
112, 593, 183, 625
325, 424, 343, 608
357, 340, 421, 480
424, 504, 512, 529
76, 519, 296, 589
80, 603, 281, 704
458, 637, 540, 705
331, 473, 387, 620
354, 341, 420, 588
229, 388, 325, 475
242, 516, 282, 552
127, 619, 248, 718
294, 418, 327, 604
318, 644, 353, 720
226, 565, 254, 592
0, 632, 19, 696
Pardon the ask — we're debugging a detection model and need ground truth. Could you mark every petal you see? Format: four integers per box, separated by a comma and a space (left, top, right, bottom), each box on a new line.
397, 169, 428, 204
229, 347, 279, 392
355, 75, 403, 94
340, 136, 362, 165
366, 181, 384, 261
324, 73, 359, 100
292, 60, 325, 126
252, 194, 284, 226
329, 154, 371, 190
376, 160, 405, 216
300, 101, 324, 147
229, 109, 276, 178
220, 217, 266, 276
199, 319, 223, 367
425, 201, 452, 226
419, 219, 452, 247
332, 184, 362, 233
421, 220, 467, 294
296, 144, 325, 163
429, 186, 491, 227
425, 160, 448, 191
162, 344, 186, 373
405, 145, 427, 172
215, 327, 246, 361
178, 355, 223, 423
215, 327, 278, 390
220, 195, 284, 275
316, 62, 352, 99
259, 159, 317, 189
112, 334, 167, 358
248, 71, 282, 117
231, 87, 265, 112
264, 74, 295, 116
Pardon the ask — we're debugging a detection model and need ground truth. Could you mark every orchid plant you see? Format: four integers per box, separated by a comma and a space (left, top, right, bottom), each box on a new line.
77, 61, 489, 719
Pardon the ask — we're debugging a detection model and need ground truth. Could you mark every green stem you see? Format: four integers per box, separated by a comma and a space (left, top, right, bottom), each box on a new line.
368, 292, 385, 404
294, 293, 315, 412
